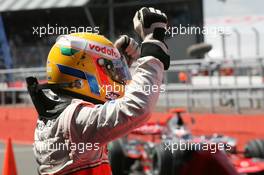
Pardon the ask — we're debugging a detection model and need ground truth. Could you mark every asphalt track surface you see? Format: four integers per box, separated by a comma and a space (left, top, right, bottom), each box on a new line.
0, 143, 142, 175
0, 142, 37, 174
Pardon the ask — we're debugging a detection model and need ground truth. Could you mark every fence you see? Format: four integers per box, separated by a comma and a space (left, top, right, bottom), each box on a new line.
158, 58, 264, 113
1, 58, 264, 113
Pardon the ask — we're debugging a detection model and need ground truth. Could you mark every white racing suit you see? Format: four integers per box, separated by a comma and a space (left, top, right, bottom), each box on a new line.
33, 56, 164, 175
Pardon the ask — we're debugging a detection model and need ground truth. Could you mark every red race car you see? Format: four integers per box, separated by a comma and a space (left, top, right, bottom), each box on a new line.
109, 109, 264, 175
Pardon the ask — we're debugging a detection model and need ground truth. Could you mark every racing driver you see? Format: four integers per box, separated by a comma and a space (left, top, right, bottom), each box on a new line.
29, 7, 170, 175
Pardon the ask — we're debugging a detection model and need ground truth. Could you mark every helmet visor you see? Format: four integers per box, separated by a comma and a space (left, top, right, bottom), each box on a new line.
100, 56, 132, 85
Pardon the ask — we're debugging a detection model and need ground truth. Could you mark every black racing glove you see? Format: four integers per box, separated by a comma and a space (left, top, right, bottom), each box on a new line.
133, 7, 170, 70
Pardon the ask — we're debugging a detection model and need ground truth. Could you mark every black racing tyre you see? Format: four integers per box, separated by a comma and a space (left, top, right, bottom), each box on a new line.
244, 139, 264, 159
108, 139, 135, 175
172, 141, 197, 175
172, 147, 187, 175
152, 143, 173, 175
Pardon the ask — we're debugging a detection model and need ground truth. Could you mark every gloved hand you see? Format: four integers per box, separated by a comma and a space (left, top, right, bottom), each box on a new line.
133, 7, 170, 70
114, 35, 140, 67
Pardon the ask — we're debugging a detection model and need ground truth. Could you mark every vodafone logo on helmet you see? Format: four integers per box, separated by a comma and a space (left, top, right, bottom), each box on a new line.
88, 42, 120, 59
56, 35, 120, 59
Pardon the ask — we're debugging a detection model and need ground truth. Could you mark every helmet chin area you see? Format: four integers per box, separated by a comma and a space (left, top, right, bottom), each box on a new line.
105, 91, 121, 101
99, 81, 125, 101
